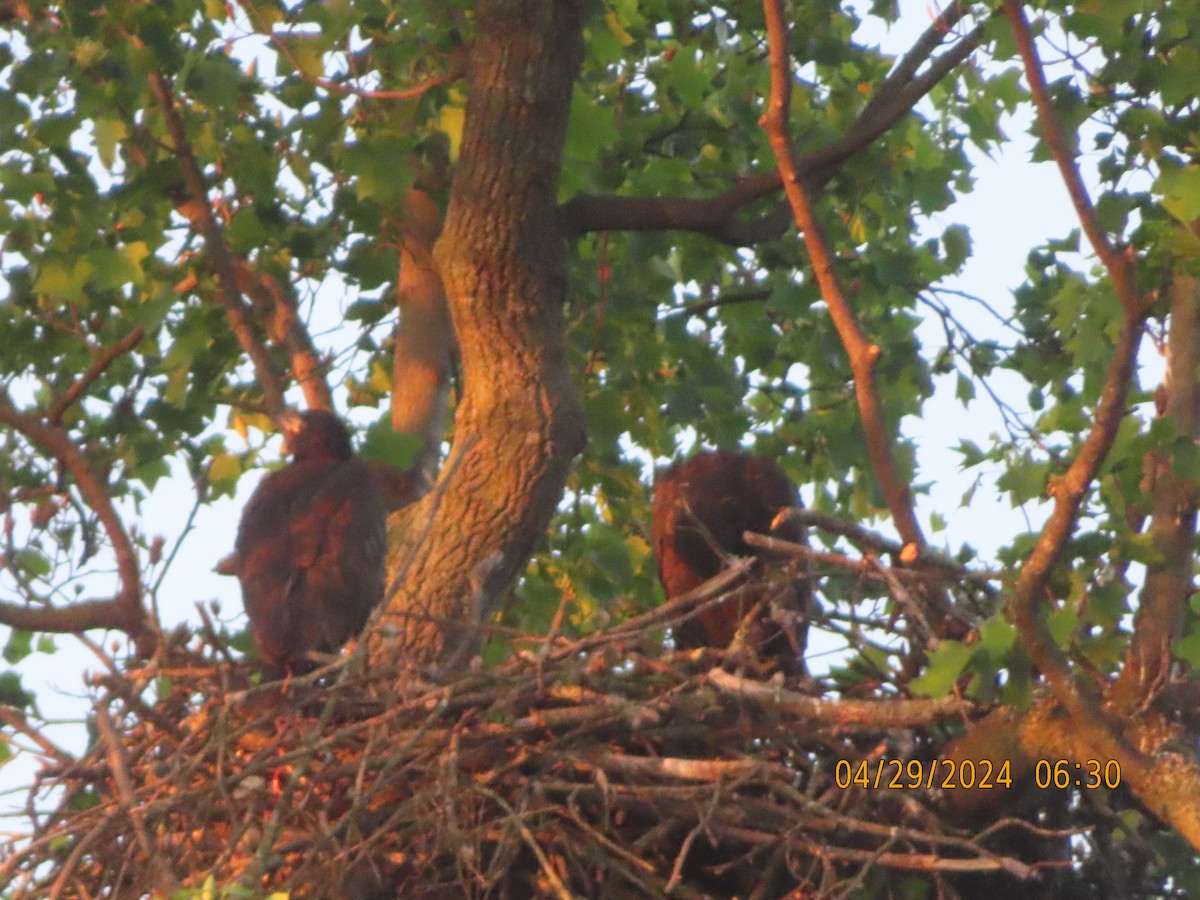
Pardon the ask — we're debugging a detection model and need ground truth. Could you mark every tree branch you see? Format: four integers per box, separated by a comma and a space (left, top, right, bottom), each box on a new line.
1113, 274, 1200, 711
46, 327, 145, 425
1001, 309, 1151, 774
1003, 0, 1138, 312
147, 72, 289, 417
234, 265, 333, 412
561, 6, 981, 244
707, 667, 969, 728
983, 223, 1200, 839
758, 0, 925, 556
0, 705, 73, 766
0, 398, 149, 647
391, 184, 455, 494
773, 507, 996, 587
267, 30, 467, 102
0, 596, 140, 635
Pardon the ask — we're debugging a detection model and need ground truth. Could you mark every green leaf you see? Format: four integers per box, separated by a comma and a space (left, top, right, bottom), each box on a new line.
910, 640, 973, 697
360, 419, 422, 470
94, 118, 127, 170
0, 672, 32, 709
1173, 631, 1200, 668
136, 457, 172, 490
954, 372, 974, 403
3, 631, 33, 665
227, 208, 268, 253
1155, 164, 1200, 224
665, 48, 709, 106
976, 616, 1017, 659
33, 259, 92, 301
1047, 604, 1079, 646
13, 549, 50, 578
208, 453, 244, 497
941, 224, 971, 271
996, 458, 1050, 505
288, 36, 329, 80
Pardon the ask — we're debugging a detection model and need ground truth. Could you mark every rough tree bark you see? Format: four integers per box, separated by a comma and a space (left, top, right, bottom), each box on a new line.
374, 0, 589, 667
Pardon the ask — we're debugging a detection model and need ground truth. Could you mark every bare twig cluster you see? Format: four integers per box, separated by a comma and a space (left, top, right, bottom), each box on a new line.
0, 588, 1071, 899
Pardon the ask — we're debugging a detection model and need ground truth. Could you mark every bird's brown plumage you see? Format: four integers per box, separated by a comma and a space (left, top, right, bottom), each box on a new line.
651, 450, 809, 668
227, 410, 387, 673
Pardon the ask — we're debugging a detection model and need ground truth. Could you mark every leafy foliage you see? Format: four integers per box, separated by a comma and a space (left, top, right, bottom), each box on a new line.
3, 0, 1200, 894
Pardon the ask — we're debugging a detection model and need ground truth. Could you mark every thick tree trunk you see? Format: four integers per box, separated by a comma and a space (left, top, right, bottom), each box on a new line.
375, 0, 589, 666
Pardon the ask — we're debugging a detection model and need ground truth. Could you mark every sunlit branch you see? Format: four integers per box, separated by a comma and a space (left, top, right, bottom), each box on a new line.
234, 266, 333, 412
94, 699, 177, 894
758, 0, 925, 559
707, 667, 969, 728
0, 705, 73, 766
768, 508, 996, 586
998, 287, 1200, 841
0, 596, 137, 635
391, 185, 455, 493
1010, 339, 1139, 609
1114, 274, 1200, 710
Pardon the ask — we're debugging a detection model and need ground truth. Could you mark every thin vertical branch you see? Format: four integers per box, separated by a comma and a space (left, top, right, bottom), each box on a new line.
1003, 0, 1138, 312
758, 0, 923, 552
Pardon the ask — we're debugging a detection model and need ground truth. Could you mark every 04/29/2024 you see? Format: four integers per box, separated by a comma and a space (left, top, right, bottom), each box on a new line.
834, 758, 1011, 791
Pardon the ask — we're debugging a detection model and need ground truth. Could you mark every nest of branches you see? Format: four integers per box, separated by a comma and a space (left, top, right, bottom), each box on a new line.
0, 572, 1077, 900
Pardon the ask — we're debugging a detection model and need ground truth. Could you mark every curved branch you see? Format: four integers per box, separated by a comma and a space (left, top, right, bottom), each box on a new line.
391, 184, 455, 494
0, 705, 73, 765
377, 0, 589, 666
267, 31, 467, 102
0, 596, 137, 636
0, 398, 149, 646
561, 176, 790, 245
561, 7, 982, 244
998, 298, 1192, 833
803, 9, 984, 181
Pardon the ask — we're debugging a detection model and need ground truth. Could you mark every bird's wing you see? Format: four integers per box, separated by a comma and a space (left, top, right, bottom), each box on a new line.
289, 461, 387, 648
234, 463, 328, 664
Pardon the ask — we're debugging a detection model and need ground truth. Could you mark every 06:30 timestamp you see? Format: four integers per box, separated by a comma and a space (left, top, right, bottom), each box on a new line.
1035, 759, 1122, 790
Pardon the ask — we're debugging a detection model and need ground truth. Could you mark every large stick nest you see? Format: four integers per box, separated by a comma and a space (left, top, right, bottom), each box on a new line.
0, 578, 1075, 899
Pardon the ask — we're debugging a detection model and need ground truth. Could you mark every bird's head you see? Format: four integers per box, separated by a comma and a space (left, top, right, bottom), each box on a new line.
281, 409, 354, 462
